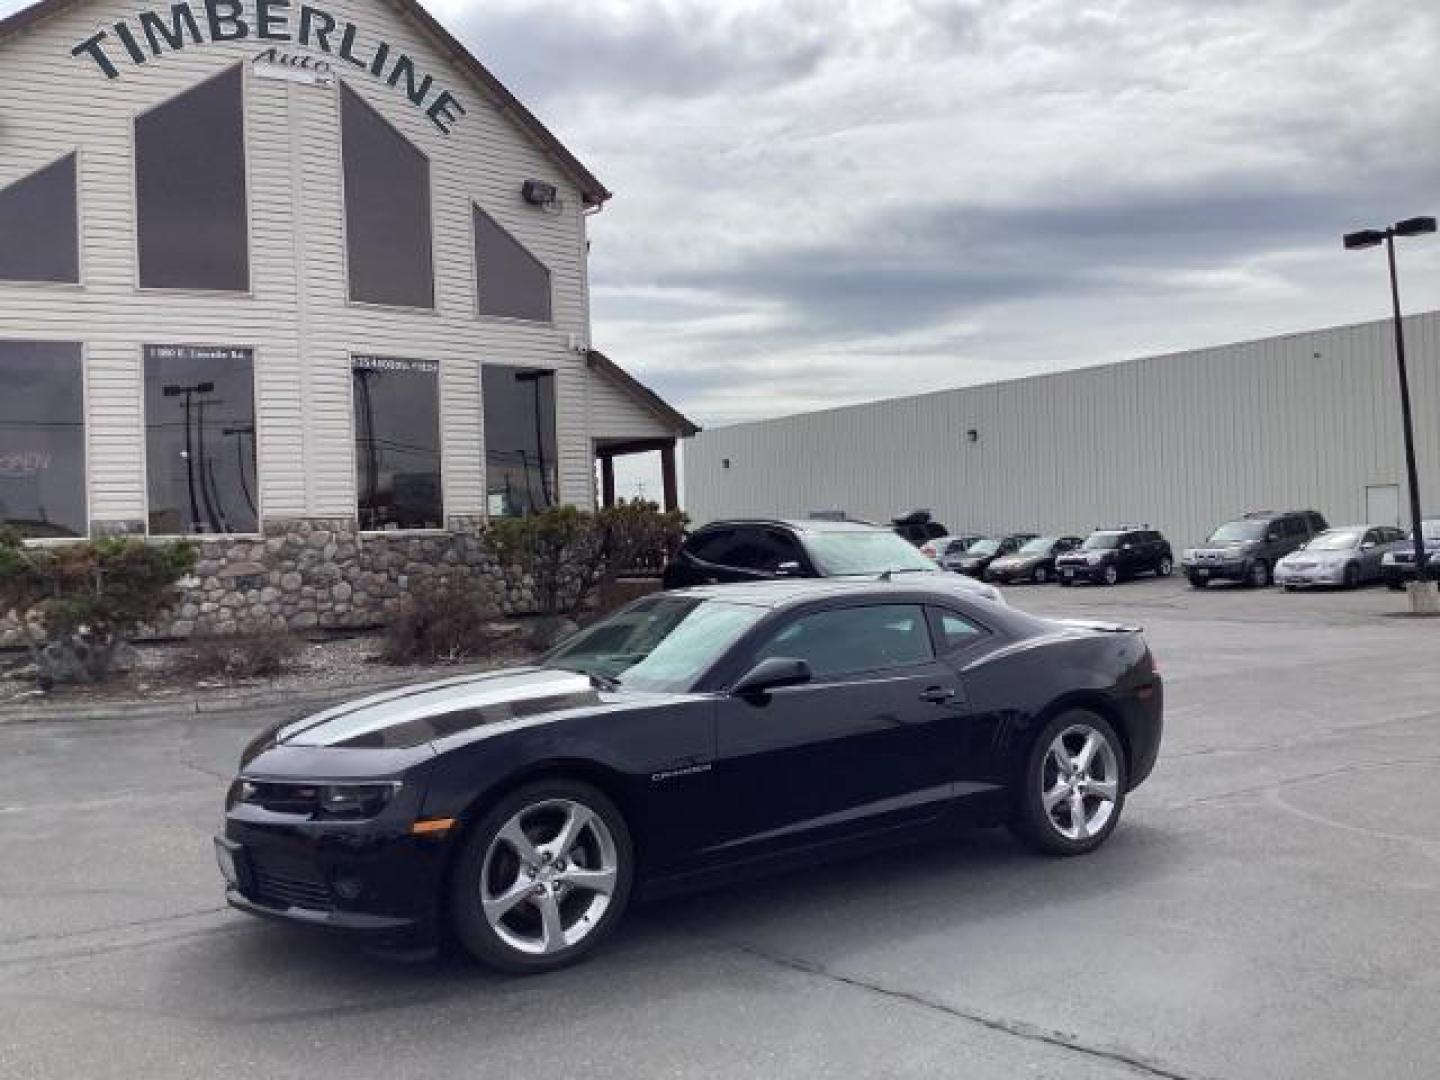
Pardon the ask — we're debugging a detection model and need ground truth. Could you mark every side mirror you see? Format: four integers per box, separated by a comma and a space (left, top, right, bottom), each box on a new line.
732, 657, 812, 698
774, 560, 802, 576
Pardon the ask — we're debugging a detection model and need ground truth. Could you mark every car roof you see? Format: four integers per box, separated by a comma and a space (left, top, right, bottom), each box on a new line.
692, 518, 886, 534
667, 575, 1007, 610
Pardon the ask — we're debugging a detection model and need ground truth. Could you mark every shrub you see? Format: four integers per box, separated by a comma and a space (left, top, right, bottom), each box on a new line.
382, 571, 515, 665
177, 632, 301, 682
0, 529, 197, 687
484, 501, 687, 618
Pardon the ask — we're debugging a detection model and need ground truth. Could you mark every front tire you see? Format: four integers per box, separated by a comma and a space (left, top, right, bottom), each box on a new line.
1156, 555, 1173, 578
449, 779, 633, 974
1011, 710, 1128, 856
1248, 560, 1271, 588
1101, 564, 1119, 587
1343, 563, 1360, 589
1032, 565, 1049, 584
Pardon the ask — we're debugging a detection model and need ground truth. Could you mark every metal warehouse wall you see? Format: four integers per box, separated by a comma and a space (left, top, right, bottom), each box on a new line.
684, 312, 1440, 549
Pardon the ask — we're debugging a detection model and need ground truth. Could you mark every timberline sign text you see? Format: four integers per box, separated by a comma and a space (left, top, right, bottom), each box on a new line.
70, 0, 466, 133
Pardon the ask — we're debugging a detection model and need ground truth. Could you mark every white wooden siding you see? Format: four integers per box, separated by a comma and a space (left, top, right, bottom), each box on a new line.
0, 0, 598, 529
588, 370, 675, 441
685, 313, 1440, 548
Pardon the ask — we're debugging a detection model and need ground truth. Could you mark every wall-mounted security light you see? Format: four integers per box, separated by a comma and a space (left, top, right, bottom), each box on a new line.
522, 179, 558, 207
721, 458, 731, 469
965, 429, 979, 443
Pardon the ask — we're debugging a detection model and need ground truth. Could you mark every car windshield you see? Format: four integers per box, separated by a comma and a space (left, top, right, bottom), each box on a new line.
1018, 536, 1058, 555
1305, 529, 1362, 551
544, 597, 764, 692
1208, 520, 1266, 543
1081, 533, 1121, 550
803, 530, 938, 574
966, 538, 1000, 556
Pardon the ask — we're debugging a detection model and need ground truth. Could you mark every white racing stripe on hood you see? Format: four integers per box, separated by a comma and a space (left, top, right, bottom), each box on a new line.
279, 668, 597, 748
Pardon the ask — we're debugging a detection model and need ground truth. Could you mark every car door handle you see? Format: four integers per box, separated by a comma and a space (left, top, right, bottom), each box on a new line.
919, 686, 957, 704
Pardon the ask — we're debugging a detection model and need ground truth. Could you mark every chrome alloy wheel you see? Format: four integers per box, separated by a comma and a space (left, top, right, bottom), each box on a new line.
1041, 724, 1120, 841
480, 798, 619, 956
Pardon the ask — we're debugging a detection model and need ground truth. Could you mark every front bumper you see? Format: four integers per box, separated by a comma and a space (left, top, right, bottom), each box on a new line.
1055, 562, 1106, 583
1182, 559, 1247, 582
217, 813, 454, 944
1275, 564, 1345, 587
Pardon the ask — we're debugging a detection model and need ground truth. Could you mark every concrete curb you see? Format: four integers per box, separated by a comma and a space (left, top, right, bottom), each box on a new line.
0, 663, 496, 726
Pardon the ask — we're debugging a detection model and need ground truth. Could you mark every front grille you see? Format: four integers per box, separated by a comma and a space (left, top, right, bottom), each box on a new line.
250, 854, 333, 912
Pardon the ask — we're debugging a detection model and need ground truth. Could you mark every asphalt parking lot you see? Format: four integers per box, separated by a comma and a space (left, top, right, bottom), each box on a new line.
1, 577, 1437, 1080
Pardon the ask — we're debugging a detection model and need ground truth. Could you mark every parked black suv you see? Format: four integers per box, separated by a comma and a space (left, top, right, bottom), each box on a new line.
662, 518, 998, 602
1055, 527, 1173, 586
1181, 509, 1327, 588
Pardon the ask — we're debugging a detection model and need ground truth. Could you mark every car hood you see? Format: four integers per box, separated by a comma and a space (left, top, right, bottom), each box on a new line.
1188, 543, 1254, 556
274, 667, 605, 751
1281, 548, 1349, 563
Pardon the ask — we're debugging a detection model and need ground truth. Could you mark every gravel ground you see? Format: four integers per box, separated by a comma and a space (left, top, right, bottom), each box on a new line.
0, 629, 540, 710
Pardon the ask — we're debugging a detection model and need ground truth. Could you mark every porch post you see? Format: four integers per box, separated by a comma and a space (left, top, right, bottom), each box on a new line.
660, 440, 678, 512
600, 453, 616, 508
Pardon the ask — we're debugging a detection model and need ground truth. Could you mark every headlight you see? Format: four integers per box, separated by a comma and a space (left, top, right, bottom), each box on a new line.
1382, 552, 1397, 565
238, 779, 402, 820
1086, 552, 1104, 565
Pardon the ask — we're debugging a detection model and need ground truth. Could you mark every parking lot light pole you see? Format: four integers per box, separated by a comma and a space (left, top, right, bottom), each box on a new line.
1343, 215, 1437, 612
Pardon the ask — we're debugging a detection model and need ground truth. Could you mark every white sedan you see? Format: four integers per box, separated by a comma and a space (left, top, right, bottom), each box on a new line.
1275, 525, 1408, 589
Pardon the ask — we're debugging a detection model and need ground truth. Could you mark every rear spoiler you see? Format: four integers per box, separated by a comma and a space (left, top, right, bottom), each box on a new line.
1055, 618, 1143, 633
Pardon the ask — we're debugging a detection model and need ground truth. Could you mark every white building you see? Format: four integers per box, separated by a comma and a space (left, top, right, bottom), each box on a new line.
0, 0, 694, 632
684, 313, 1440, 548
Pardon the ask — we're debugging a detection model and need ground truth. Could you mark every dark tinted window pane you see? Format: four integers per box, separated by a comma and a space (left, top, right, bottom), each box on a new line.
0, 341, 85, 538
353, 356, 442, 530
687, 529, 733, 563
0, 155, 78, 284
725, 529, 799, 571
144, 345, 257, 535
483, 366, 556, 517
474, 205, 551, 322
342, 85, 434, 308
752, 604, 933, 678
135, 67, 248, 291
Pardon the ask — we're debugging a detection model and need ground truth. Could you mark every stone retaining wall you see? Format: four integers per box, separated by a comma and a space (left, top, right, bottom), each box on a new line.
1, 517, 544, 646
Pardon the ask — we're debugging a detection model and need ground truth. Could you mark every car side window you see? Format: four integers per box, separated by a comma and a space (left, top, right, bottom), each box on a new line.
724, 528, 788, 571
686, 529, 734, 565
749, 604, 934, 679
929, 607, 987, 654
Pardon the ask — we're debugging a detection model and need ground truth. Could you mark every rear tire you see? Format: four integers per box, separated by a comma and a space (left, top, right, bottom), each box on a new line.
449, 779, 633, 974
1011, 710, 1128, 857
1387, 579, 1405, 592
1188, 575, 1208, 589
1059, 577, 1073, 587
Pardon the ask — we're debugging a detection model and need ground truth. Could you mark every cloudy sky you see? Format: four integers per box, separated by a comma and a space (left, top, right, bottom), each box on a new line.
425, 0, 1439, 433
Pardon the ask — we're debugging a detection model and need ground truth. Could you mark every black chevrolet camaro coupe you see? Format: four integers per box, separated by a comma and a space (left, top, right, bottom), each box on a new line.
218, 578, 1163, 973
